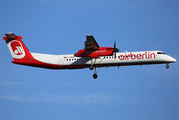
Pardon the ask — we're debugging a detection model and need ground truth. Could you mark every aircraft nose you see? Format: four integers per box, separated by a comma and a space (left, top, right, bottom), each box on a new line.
173, 58, 177, 62
169, 57, 177, 63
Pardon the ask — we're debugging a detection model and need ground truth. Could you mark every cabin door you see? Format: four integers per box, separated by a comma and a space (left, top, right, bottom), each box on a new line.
59, 58, 63, 65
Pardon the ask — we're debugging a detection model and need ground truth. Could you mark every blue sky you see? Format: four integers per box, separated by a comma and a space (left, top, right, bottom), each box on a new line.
0, 0, 179, 120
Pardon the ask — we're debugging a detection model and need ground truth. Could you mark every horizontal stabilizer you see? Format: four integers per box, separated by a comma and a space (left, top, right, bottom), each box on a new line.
5, 33, 17, 39
3, 33, 23, 40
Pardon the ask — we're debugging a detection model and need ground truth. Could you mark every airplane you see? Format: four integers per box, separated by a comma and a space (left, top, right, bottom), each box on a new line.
3, 33, 176, 79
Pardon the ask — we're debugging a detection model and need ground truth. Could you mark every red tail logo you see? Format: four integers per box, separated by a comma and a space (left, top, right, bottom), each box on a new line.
8, 40, 26, 59
11, 41, 24, 55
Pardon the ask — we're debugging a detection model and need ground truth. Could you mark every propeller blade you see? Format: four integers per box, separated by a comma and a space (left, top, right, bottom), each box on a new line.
113, 40, 119, 60
114, 41, 116, 49
114, 41, 116, 59
114, 51, 116, 59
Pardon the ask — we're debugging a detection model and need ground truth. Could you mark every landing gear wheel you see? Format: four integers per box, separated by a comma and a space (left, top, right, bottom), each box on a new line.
89, 65, 94, 70
93, 74, 98, 79
166, 64, 169, 69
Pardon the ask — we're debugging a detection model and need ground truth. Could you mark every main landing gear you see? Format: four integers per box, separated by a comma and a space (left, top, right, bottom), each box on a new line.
89, 58, 100, 79
89, 65, 100, 79
89, 65, 94, 70
93, 73, 97, 79
89, 58, 96, 70
93, 67, 100, 79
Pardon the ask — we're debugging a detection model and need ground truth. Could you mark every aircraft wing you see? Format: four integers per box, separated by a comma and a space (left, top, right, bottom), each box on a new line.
85, 35, 100, 51
74, 35, 114, 58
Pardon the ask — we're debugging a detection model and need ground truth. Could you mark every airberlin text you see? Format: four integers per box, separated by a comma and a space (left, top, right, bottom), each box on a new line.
119, 52, 155, 60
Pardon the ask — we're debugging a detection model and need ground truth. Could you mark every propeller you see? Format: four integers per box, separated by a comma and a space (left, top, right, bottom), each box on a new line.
113, 41, 119, 59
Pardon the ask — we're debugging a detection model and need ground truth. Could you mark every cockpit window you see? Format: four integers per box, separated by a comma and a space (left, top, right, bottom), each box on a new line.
157, 52, 166, 54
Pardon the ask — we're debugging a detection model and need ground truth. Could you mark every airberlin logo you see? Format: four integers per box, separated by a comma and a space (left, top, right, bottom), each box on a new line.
118, 52, 155, 60
8, 40, 26, 59
13, 46, 24, 55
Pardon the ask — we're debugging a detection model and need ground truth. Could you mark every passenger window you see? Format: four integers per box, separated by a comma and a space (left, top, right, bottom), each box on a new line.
131, 55, 135, 57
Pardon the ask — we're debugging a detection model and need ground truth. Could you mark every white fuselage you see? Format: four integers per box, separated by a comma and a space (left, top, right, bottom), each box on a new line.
30, 50, 176, 69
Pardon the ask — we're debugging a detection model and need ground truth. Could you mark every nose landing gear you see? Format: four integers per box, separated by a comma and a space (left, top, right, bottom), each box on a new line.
166, 63, 169, 69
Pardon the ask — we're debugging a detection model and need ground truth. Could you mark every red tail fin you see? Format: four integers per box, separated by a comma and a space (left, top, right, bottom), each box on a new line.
3, 33, 34, 64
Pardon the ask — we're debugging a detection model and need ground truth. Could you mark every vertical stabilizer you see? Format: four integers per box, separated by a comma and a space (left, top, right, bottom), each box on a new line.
3, 33, 34, 64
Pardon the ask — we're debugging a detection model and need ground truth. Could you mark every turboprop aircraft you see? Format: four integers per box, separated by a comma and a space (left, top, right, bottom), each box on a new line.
3, 33, 176, 79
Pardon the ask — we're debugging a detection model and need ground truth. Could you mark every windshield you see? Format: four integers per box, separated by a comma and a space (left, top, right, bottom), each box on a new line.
157, 52, 166, 54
